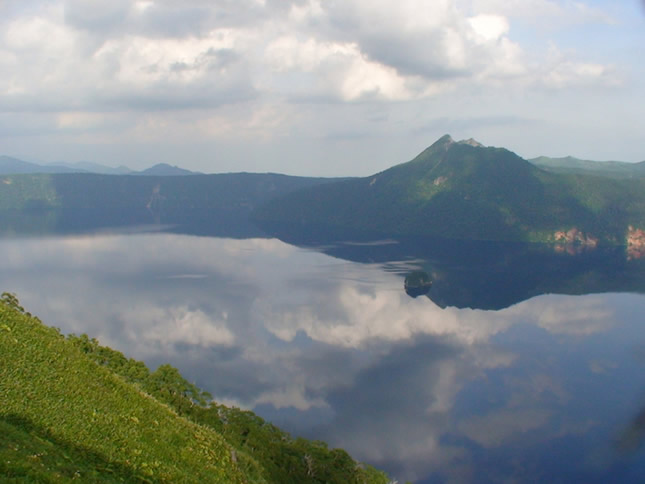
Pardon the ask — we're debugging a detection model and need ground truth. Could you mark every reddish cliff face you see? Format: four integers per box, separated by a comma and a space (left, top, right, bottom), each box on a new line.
627, 226, 645, 260
554, 228, 598, 254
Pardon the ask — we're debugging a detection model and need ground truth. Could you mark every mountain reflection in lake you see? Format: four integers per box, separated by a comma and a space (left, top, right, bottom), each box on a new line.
2, 232, 645, 483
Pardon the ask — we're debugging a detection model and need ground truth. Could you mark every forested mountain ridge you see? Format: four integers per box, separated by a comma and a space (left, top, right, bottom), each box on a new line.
255, 135, 645, 246
0, 172, 341, 236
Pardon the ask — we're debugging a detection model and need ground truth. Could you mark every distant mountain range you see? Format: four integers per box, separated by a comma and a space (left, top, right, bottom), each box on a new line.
0, 155, 83, 174
529, 155, 645, 178
0, 156, 198, 176
255, 135, 645, 246
5, 149, 645, 179
5, 150, 644, 179
48, 160, 134, 175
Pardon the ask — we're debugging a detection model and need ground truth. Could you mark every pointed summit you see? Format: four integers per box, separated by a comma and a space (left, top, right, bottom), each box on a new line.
414, 135, 455, 160
431, 134, 455, 149
137, 163, 197, 176
458, 138, 484, 148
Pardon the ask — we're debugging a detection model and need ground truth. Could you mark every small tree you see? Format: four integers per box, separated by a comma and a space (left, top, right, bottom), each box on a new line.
1, 292, 26, 313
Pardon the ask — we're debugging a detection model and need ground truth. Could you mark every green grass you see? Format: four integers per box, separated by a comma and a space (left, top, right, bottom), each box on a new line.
66, 335, 390, 484
0, 414, 147, 483
0, 293, 246, 483
0, 293, 390, 484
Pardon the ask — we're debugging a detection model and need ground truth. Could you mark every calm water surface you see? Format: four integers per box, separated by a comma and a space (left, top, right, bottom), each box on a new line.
2, 231, 645, 483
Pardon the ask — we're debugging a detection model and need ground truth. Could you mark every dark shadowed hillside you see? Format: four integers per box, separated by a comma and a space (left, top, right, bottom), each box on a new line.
0, 172, 342, 237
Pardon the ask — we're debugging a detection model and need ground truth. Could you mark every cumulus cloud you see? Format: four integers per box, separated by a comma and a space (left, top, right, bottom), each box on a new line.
539, 45, 619, 89
1, 4, 256, 114
518, 294, 614, 335
0, 0, 617, 113
264, 36, 416, 101
121, 304, 235, 348
257, 279, 617, 349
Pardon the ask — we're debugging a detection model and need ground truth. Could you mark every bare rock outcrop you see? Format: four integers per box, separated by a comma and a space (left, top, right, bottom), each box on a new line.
627, 226, 645, 260
554, 228, 598, 254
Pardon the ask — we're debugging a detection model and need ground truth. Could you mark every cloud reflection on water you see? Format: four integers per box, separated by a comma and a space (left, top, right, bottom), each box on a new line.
0, 233, 643, 483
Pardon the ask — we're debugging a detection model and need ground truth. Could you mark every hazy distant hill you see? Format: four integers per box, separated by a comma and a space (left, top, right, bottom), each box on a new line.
136, 162, 198, 176
0, 156, 198, 176
50, 161, 133, 175
530, 155, 645, 178
0, 156, 81, 174
255, 135, 645, 245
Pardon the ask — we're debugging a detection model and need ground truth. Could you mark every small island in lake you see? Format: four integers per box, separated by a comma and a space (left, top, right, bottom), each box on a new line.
404, 271, 433, 298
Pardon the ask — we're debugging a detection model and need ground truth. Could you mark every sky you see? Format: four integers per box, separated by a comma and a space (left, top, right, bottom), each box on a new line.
0, 0, 643, 175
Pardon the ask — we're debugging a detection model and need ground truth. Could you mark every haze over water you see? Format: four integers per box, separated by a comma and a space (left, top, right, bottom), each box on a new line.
2, 229, 645, 483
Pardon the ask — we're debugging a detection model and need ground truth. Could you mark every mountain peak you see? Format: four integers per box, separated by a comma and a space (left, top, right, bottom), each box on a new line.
432, 134, 455, 148
427, 135, 485, 151
138, 163, 196, 176
458, 138, 484, 148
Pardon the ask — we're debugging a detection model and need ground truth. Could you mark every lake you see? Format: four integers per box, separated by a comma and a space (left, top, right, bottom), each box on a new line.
2, 227, 645, 483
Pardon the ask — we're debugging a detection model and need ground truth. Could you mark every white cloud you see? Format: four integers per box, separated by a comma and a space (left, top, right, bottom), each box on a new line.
94, 30, 238, 86
528, 295, 615, 335
123, 304, 235, 347
470, 0, 615, 25
539, 47, 618, 89
255, 385, 329, 411
468, 14, 509, 41
258, 278, 616, 349
264, 36, 423, 101
315, 0, 523, 83
0, 0, 616, 113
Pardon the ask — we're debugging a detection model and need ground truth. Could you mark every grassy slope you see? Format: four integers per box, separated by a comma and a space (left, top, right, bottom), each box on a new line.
0, 415, 149, 483
66, 336, 389, 484
0, 294, 246, 483
0, 294, 389, 484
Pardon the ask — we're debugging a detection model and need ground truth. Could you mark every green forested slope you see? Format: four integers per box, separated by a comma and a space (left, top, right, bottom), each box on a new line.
0, 172, 340, 236
0, 172, 336, 214
0, 293, 388, 484
255, 135, 645, 244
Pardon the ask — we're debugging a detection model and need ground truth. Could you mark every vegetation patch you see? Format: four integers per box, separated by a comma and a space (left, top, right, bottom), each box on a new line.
256, 136, 645, 245
0, 293, 389, 484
